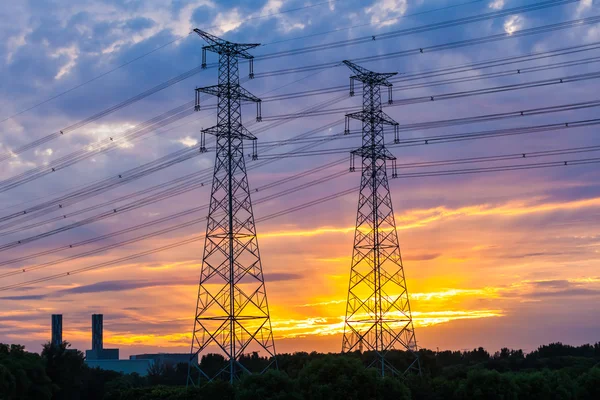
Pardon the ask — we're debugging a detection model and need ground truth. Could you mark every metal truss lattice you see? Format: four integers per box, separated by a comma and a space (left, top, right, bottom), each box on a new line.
341, 60, 421, 377
188, 29, 276, 385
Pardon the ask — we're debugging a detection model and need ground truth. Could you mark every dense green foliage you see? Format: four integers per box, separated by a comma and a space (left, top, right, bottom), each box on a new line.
1, 341, 599, 399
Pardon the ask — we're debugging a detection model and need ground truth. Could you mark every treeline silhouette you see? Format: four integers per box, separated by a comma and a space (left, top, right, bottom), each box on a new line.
1, 341, 599, 399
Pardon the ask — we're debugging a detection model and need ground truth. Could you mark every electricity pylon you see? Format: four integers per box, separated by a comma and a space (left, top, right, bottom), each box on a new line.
341, 60, 421, 377
188, 29, 276, 385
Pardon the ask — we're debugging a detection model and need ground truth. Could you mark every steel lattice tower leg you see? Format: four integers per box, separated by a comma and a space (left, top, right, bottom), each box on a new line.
187, 29, 276, 385
341, 61, 421, 377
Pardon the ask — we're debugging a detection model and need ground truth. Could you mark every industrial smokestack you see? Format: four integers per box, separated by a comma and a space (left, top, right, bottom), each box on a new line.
92, 314, 103, 350
51, 314, 62, 347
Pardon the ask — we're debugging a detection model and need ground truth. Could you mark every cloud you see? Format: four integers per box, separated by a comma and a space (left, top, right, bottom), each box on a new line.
212, 8, 244, 35
503, 15, 524, 35
365, 0, 408, 28
404, 253, 441, 261
257, 0, 306, 34
1, 273, 301, 302
34, 148, 53, 157
51, 45, 79, 80
489, 0, 505, 10
1, 294, 48, 301
5, 27, 31, 64
264, 272, 303, 282
577, 0, 592, 15
528, 280, 571, 289
177, 136, 198, 147
1, 279, 189, 301
529, 288, 600, 298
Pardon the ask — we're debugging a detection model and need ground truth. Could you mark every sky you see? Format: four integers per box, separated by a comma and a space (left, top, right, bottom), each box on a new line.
0, 0, 599, 359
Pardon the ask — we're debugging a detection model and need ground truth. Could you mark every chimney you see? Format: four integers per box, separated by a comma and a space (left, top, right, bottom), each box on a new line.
92, 314, 103, 350
51, 314, 62, 347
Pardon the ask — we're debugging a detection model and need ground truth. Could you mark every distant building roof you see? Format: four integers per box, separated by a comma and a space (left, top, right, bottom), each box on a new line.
85, 359, 153, 376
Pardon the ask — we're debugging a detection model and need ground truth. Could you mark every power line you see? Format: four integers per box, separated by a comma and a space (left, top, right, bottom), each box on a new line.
254, 0, 578, 60
4, 14, 596, 164
5, 91, 581, 232
0, 67, 332, 213
261, 54, 600, 102
0, 167, 347, 277
256, 69, 600, 113
262, 0, 486, 46
255, 14, 600, 78
0, 0, 343, 124
5, 91, 588, 232
0, 160, 348, 271
257, 117, 600, 151
3, 140, 599, 269
0, 97, 348, 240
0, 36, 190, 125
1, 154, 597, 292
0, 104, 197, 194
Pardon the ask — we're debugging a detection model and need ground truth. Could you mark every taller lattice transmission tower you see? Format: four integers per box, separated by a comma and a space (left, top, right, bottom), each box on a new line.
188, 29, 276, 385
341, 60, 421, 377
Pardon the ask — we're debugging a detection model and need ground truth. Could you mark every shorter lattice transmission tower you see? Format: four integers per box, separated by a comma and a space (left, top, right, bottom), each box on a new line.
187, 29, 276, 385
341, 60, 421, 377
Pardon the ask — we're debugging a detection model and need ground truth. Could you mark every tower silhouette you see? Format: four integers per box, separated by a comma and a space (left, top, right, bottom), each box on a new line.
341, 61, 420, 376
188, 29, 276, 385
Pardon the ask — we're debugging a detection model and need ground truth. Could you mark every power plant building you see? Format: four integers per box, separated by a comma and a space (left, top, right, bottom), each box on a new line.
130, 353, 197, 368
51, 314, 62, 347
85, 314, 119, 360
76, 314, 192, 376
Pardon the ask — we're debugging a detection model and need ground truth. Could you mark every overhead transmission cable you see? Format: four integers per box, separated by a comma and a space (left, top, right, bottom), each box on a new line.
0, 0, 344, 124
0, 166, 348, 277
256, 117, 600, 151
2, 10, 595, 163
255, 14, 600, 78
261, 55, 600, 102
2, 138, 600, 265
0, 92, 348, 234
4, 40, 595, 213
4, 92, 597, 236
253, 0, 579, 60
1, 153, 599, 292
0, 66, 335, 214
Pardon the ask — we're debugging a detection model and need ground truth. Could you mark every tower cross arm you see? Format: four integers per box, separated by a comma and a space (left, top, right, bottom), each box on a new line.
378, 110, 398, 126
202, 124, 256, 140
346, 110, 398, 126
237, 85, 261, 103
196, 84, 260, 103
343, 60, 397, 87
194, 29, 260, 58
196, 84, 220, 97
351, 146, 396, 161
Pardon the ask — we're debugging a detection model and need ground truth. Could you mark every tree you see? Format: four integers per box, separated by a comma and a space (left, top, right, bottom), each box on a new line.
237, 369, 301, 400
0, 363, 16, 400
456, 369, 518, 400
297, 355, 410, 400
41, 341, 86, 400
0, 343, 52, 400
578, 367, 600, 400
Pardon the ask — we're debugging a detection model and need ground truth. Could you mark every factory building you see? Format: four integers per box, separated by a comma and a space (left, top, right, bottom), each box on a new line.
85, 314, 119, 360
130, 353, 197, 368
76, 314, 192, 376
51, 314, 62, 347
